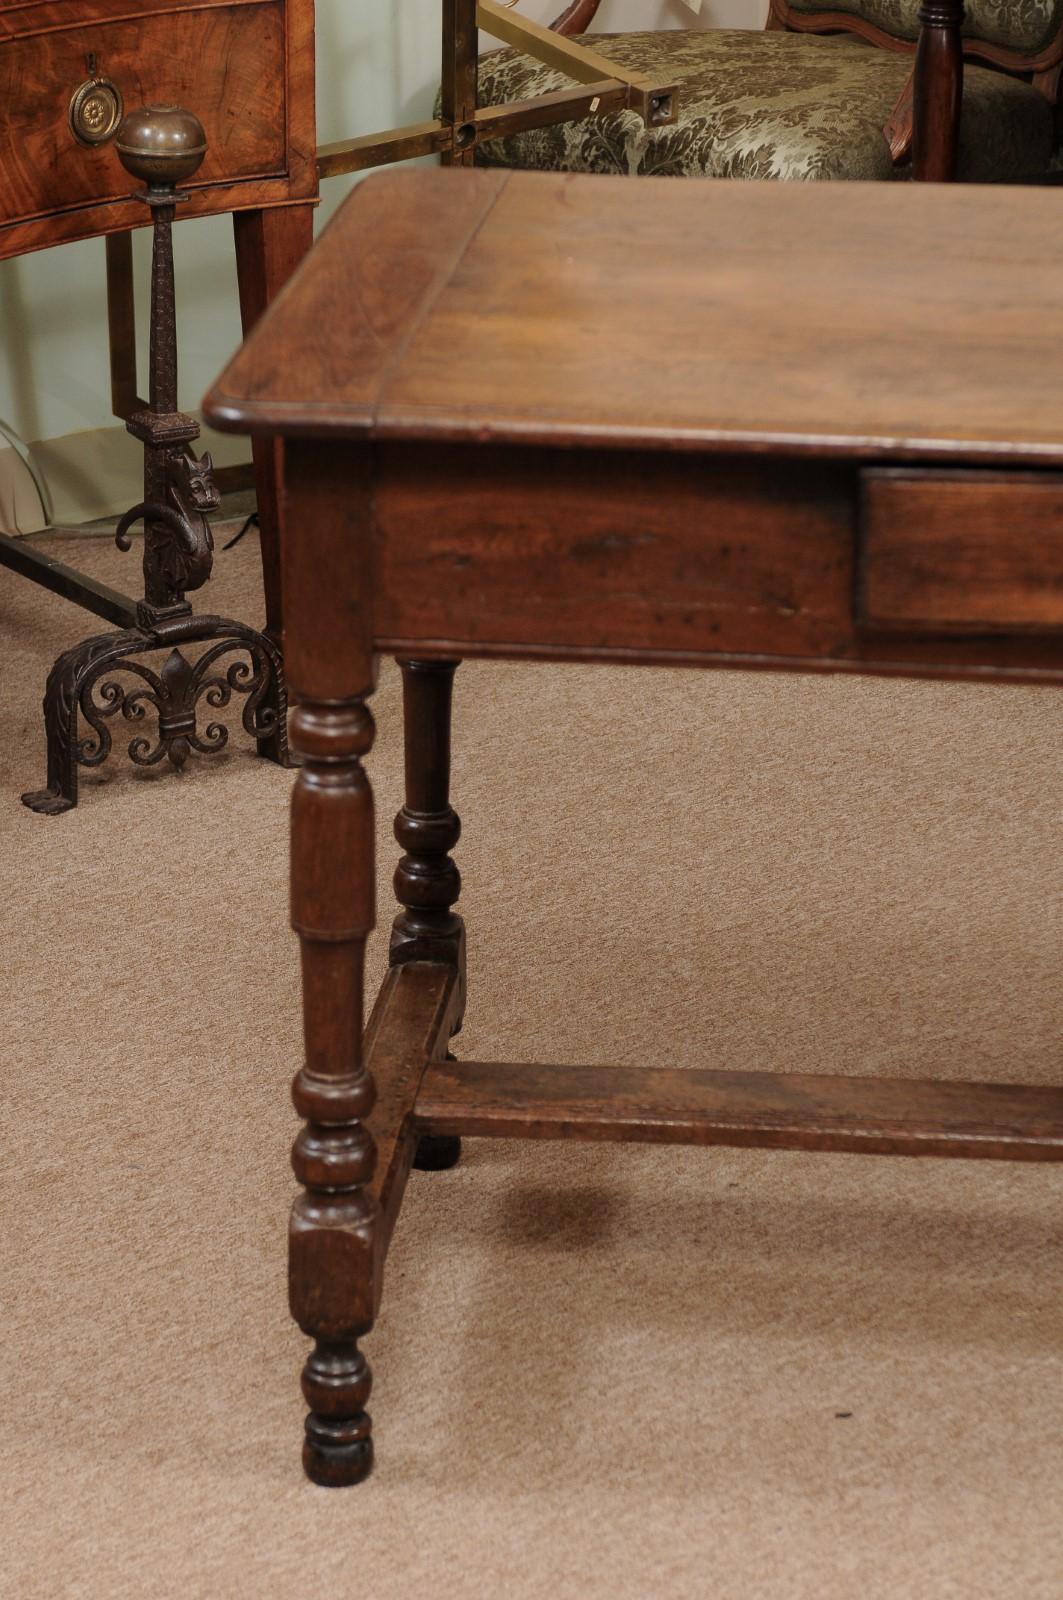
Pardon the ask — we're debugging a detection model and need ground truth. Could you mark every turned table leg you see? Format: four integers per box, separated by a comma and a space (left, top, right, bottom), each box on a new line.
391, 658, 466, 1172
289, 695, 378, 1485
281, 439, 388, 1486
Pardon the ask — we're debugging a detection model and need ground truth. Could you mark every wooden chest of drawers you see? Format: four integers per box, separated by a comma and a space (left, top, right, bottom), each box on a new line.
0, 0, 315, 260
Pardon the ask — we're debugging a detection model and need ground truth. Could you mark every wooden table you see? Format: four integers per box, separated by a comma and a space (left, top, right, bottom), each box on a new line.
204, 168, 1063, 1488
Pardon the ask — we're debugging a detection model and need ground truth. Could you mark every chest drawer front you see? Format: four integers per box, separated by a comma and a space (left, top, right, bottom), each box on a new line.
861, 469, 1063, 632
0, 0, 286, 230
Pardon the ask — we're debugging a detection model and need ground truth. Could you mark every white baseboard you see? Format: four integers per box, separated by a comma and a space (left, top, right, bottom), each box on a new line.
4, 417, 251, 532
0, 442, 48, 534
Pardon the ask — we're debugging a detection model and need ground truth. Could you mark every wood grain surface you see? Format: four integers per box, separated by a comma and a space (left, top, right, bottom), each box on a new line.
372, 445, 855, 659
205, 168, 1063, 465
0, 0, 316, 258
2, 3, 284, 225
415, 1058, 1063, 1161
369, 447, 1063, 675
862, 469, 1063, 630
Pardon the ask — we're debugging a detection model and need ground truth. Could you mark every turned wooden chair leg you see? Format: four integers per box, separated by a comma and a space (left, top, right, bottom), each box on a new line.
391, 658, 466, 1171
289, 694, 378, 1487
912, 0, 964, 181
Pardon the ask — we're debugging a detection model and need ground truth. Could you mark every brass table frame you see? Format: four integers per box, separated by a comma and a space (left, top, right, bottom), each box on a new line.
317, 0, 677, 179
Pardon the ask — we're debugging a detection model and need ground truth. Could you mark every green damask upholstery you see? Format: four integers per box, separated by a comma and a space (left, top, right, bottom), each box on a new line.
786, 0, 1063, 58
473, 31, 1055, 181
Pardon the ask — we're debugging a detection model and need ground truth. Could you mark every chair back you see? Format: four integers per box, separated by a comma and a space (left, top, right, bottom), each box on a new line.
773, 0, 1063, 76
552, 0, 1063, 79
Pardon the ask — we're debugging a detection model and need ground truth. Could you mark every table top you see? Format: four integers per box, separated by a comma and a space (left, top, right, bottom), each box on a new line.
204, 168, 1063, 465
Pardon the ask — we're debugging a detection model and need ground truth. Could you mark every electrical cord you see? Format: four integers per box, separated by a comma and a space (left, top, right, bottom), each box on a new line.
0, 417, 53, 530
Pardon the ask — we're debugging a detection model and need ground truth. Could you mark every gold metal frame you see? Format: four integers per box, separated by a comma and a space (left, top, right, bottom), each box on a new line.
317, 0, 678, 178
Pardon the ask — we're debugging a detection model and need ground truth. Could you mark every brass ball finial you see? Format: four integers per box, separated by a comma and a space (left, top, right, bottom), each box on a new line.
115, 105, 207, 188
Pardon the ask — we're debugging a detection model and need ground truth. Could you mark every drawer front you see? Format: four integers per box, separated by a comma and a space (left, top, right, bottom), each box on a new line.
373, 445, 855, 660
0, 0, 286, 230
861, 469, 1063, 632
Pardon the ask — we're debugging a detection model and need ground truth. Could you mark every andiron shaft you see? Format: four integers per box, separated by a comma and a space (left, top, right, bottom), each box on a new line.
21, 104, 291, 815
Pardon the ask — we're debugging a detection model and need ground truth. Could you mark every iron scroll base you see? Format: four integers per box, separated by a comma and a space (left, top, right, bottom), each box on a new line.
15, 105, 291, 816
21, 612, 289, 816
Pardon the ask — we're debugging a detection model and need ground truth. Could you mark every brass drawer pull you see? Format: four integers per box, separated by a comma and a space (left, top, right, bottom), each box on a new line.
68, 74, 124, 147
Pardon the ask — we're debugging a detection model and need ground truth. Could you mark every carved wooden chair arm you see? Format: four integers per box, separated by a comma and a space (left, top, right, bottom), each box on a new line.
883, 68, 917, 165
550, 0, 607, 34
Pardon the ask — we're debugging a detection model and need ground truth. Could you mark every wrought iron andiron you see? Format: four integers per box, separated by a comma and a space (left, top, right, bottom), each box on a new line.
20, 105, 289, 815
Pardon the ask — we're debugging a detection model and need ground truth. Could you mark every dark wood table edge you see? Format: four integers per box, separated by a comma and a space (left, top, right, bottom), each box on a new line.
201, 399, 1063, 468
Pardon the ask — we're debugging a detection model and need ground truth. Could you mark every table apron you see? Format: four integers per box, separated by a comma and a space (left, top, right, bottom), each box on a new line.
368, 446, 1063, 683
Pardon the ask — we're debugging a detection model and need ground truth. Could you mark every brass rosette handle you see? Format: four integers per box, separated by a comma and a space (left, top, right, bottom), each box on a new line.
68, 74, 124, 147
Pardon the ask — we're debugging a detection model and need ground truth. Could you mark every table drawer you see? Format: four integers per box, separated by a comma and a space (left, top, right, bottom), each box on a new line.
0, 0, 290, 240
861, 469, 1063, 632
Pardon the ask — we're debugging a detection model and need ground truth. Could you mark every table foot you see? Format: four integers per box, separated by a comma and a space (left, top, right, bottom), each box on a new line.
301, 1340, 374, 1487
412, 1047, 463, 1170
412, 1133, 462, 1171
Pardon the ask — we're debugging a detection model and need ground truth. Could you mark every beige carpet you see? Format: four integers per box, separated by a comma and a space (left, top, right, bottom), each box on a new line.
2, 525, 1061, 1600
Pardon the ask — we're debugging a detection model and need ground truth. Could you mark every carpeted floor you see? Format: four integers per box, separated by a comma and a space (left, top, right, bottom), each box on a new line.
2, 523, 1061, 1600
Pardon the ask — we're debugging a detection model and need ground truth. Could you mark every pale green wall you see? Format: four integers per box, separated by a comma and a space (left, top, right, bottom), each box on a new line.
0, 0, 762, 516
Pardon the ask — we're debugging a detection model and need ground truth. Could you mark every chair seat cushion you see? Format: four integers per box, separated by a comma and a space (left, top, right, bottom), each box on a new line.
472, 30, 1055, 182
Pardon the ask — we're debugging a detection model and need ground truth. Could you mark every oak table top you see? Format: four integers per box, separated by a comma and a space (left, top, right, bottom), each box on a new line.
206, 167, 1063, 464
202, 168, 1063, 1490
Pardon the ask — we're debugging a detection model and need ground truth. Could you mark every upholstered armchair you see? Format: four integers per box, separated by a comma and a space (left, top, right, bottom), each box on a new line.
473, 0, 1063, 181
